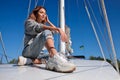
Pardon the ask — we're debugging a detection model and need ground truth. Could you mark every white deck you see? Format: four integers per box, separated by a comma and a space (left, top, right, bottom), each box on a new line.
0, 59, 120, 80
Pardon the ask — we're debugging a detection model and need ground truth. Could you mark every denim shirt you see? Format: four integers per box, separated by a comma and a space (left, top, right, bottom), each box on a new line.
24, 19, 44, 47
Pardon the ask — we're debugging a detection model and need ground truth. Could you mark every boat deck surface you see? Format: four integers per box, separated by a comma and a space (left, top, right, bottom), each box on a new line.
0, 59, 120, 80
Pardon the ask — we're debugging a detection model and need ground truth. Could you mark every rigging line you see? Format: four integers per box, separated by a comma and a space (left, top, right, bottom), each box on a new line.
17, 0, 32, 58
35, 0, 38, 8
97, 0, 105, 24
76, 0, 83, 25
27, 0, 31, 18
57, 0, 60, 51
84, 0, 106, 61
76, 0, 81, 15
76, 0, 82, 24
100, 0, 119, 73
0, 55, 3, 64
16, 35, 24, 57
0, 53, 3, 64
66, 0, 70, 26
0, 32, 9, 63
57, 0, 60, 28
98, 0, 113, 61
76, 0, 86, 53
98, 2, 113, 53
98, 0, 111, 49
15, 1, 30, 60
87, 0, 111, 59
16, 0, 31, 58
66, 0, 74, 55
42, 0, 46, 6
98, 0, 111, 51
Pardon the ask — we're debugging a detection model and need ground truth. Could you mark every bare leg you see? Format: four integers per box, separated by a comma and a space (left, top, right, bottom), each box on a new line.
45, 38, 57, 57
32, 59, 42, 64
32, 59, 46, 64
32, 38, 56, 64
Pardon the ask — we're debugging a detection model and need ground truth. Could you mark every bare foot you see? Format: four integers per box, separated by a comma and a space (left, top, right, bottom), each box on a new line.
32, 59, 46, 64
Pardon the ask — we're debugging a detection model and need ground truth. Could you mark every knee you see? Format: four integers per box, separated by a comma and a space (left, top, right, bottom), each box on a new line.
42, 30, 53, 40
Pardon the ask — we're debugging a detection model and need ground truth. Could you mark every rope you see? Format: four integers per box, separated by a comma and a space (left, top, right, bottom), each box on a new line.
35, 0, 38, 8
97, 0, 113, 62
57, 0, 60, 51
65, 0, 73, 55
87, 0, 111, 60
16, 0, 31, 58
42, 0, 46, 6
27, 0, 31, 18
67, 0, 70, 25
0, 32, 9, 63
84, 0, 106, 61
0, 53, 3, 64
87, 0, 105, 46
76, 0, 82, 18
76, 0, 86, 52
15, 0, 32, 60
98, 0, 105, 24
16, 35, 24, 56
100, 0, 119, 73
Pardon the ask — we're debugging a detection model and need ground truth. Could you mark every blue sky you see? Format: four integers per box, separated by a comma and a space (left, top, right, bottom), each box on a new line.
0, 0, 120, 63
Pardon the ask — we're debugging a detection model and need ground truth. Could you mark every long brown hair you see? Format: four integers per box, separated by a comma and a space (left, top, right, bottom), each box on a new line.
28, 6, 46, 23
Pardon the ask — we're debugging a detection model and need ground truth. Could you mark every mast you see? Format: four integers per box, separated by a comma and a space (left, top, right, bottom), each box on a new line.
100, 0, 119, 73
59, 0, 66, 53
0, 32, 8, 63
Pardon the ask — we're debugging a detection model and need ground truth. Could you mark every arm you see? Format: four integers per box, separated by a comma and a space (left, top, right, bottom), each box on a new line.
43, 25, 68, 43
25, 19, 68, 42
45, 16, 68, 42
25, 19, 44, 35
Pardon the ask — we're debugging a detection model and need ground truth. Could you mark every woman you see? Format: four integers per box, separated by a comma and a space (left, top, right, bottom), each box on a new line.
18, 6, 76, 72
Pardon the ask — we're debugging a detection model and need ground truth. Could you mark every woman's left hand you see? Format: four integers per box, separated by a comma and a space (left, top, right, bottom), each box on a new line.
58, 28, 68, 43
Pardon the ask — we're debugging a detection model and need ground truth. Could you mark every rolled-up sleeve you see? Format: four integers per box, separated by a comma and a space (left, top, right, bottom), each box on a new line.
25, 19, 44, 35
